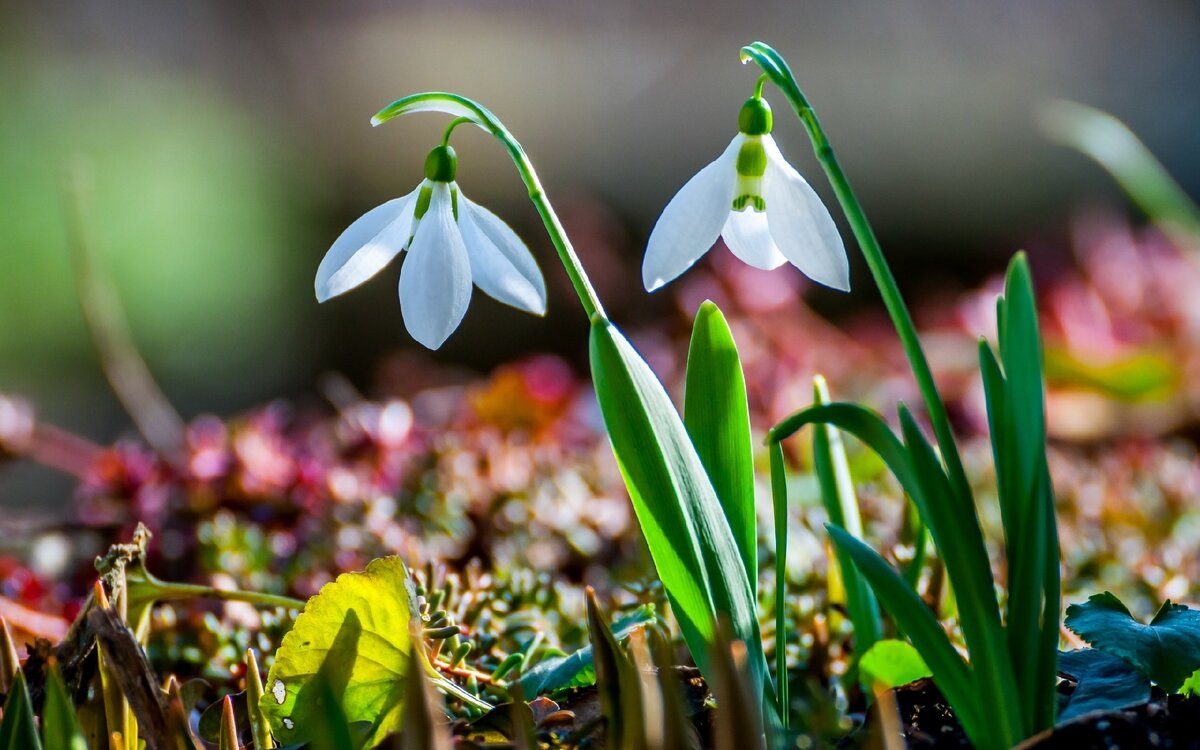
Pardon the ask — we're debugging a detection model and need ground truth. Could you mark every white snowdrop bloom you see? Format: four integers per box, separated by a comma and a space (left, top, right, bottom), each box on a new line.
643, 97, 849, 292
315, 145, 547, 349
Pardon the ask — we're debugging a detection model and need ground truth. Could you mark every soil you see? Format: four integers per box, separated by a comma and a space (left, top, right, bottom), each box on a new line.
845, 679, 1200, 749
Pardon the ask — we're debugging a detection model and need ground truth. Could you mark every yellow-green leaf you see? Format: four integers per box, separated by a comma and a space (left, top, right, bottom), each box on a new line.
261, 557, 417, 749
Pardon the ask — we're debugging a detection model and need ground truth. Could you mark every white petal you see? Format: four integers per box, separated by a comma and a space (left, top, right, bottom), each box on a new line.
642, 136, 742, 291
399, 184, 472, 349
457, 196, 547, 315
722, 209, 787, 270
761, 136, 850, 291
315, 187, 420, 301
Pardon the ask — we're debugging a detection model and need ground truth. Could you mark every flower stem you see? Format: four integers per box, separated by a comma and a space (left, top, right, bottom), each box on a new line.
754, 73, 768, 99
140, 579, 305, 611
741, 42, 971, 501
442, 117, 474, 147
374, 93, 605, 321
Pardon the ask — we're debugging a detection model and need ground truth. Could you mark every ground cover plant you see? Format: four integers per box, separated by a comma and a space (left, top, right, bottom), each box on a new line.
3, 38, 1200, 750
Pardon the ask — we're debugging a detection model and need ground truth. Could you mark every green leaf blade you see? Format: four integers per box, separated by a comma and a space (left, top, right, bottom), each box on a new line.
825, 525, 982, 744
261, 557, 417, 749
858, 639, 931, 691
684, 300, 757, 586
516, 605, 657, 696
42, 665, 87, 750
0, 671, 42, 750
589, 317, 766, 699
1065, 593, 1200, 693
1057, 649, 1150, 722
810, 377, 881, 656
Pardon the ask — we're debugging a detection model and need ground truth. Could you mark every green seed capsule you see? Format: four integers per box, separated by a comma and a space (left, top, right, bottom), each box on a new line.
424, 144, 458, 182
738, 96, 773, 136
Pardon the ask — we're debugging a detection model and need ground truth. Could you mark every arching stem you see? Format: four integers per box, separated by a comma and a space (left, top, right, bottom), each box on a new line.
741, 42, 971, 501
374, 93, 605, 321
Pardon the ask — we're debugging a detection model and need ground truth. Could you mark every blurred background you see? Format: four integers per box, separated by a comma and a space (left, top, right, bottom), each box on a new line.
2, 0, 1199, 511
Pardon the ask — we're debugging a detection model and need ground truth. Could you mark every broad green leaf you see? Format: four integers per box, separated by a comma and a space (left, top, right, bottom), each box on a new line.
1064, 592, 1200, 693
262, 557, 417, 749
811, 376, 881, 657
858, 639, 931, 691
42, 665, 87, 750
684, 300, 757, 586
1182, 667, 1200, 697
0, 671, 42, 750
516, 604, 656, 696
1057, 649, 1150, 722
589, 318, 766, 696
826, 525, 982, 745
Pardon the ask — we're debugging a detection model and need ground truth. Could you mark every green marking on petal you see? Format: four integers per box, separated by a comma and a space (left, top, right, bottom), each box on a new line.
732, 137, 767, 212
731, 195, 766, 212
413, 183, 434, 221
735, 137, 767, 178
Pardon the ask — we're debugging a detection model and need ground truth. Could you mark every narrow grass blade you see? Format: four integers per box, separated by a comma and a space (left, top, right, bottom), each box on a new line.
0, 670, 42, 750
770, 402, 920, 503
767, 439, 789, 729
651, 637, 701, 750
709, 626, 766, 750
984, 254, 1061, 732
811, 376, 882, 658
825, 526, 981, 744
0, 617, 18, 696
897, 408, 1021, 747
1039, 100, 1200, 242
217, 697, 238, 750
43, 664, 88, 750
586, 588, 645, 750
684, 300, 757, 586
244, 649, 272, 750
506, 684, 537, 750
590, 318, 766, 697
398, 647, 452, 750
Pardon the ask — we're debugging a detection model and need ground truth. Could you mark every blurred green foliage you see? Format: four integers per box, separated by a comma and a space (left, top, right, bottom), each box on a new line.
0, 57, 318, 408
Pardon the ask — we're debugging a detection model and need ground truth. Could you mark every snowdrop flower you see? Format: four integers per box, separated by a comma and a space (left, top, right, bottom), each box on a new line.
315, 145, 546, 349
643, 96, 848, 292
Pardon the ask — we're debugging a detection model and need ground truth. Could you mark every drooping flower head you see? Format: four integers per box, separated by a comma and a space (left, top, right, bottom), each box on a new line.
643, 96, 848, 292
316, 144, 546, 349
